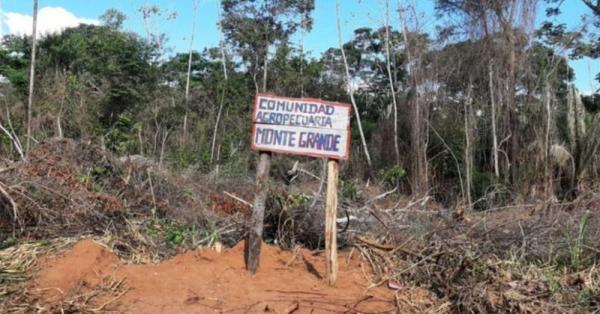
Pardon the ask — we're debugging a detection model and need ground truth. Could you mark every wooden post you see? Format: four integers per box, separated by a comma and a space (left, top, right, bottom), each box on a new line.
325, 159, 339, 286
245, 151, 271, 273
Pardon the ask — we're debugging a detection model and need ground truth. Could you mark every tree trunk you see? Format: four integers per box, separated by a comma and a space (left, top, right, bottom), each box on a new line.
262, 50, 268, 92
211, 88, 226, 163
384, 0, 400, 165
300, 25, 305, 97
505, 29, 519, 190
211, 11, 228, 164
182, 0, 199, 147
464, 87, 474, 210
246, 21, 272, 273
336, 0, 372, 167
488, 63, 500, 178
543, 83, 553, 201
568, 85, 586, 195
398, 1, 428, 196
26, 0, 39, 154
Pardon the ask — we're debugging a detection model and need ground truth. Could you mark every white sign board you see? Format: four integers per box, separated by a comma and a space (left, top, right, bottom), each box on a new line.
251, 94, 351, 160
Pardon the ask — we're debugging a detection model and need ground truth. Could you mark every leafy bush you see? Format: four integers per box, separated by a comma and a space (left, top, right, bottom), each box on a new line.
168, 147, 210, 171
340, 178, 362, 202
471, 170, 511, 210
104, 113, 141, 155
381, 165, 407, 188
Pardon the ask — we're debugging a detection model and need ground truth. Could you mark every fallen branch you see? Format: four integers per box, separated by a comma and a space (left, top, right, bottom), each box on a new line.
355, 235, 419, 257
0, 182, 20, 232
0, 122, 25, 161
369, 187, 398, 204
223, 191, 253, 208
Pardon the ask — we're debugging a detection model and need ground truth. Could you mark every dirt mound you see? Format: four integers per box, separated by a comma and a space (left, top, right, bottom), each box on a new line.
29, 239, 432, 313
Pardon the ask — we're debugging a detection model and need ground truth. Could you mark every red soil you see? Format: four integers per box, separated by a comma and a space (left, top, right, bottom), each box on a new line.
32, 240, 398, 313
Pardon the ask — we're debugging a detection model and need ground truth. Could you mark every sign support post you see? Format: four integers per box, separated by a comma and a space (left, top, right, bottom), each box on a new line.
248, 93, 351, 280
325, 158, 339, 286
245, 151, 271, 273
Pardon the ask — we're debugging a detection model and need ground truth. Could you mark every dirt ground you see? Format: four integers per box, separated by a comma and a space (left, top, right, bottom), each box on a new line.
30, 240, 427, 313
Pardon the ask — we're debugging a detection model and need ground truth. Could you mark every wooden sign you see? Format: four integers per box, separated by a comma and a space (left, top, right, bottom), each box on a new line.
246, 93, 348, 287
251, 94, 351, 160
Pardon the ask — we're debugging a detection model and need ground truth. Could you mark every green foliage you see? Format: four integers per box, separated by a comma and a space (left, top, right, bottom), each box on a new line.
339, 178, 362, 202
570, 211, 591, 271
0, 35, 31, 94
269, 192, 310, 214
100, 9, 127, 30
381, 165, 407, 188
0, 237, 17, 250
38, 24, 158, 126
0, 0, 598, 211
471, 170, 510, 210
221, 0, 315, 91
104, 113, 141, 155
144, 218, 206, 249
164, 223, 185, 247
168, 147, 209, 171
286, 193, 310, 209
582, 94, 600, 113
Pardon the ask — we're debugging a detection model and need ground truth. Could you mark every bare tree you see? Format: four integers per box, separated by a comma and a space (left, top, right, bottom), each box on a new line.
488, 62, 500, 178
26, 0, 38, 154
210, 8, 228, 164
398, 1, 429, 196
543, 82, 553, 201
336, 0, 372, 167
463, 84, 474, 209
183, 0, 200, 147
384, 0, 401, 165
438, 0, 538, 191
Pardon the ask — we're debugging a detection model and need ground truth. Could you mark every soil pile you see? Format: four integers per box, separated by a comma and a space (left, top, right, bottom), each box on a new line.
30, 239, 435, 313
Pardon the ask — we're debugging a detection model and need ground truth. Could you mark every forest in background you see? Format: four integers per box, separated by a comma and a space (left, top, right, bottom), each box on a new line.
1, 0, 599, 209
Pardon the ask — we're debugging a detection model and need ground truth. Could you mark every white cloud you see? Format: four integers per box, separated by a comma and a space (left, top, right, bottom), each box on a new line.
2, 7, 98, 37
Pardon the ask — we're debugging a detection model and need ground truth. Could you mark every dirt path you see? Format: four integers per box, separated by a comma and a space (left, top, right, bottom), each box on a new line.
31, 240, 399, 313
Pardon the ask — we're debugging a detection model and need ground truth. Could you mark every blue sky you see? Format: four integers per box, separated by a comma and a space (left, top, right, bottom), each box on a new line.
1, 0, 598, 93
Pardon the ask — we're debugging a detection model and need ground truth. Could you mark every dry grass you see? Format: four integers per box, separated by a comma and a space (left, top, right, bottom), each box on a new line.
350, 195, 600, 313
0, 238, 76, 313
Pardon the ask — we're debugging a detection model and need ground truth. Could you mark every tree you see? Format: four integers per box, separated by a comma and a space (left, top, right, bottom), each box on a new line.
336, 1, 373, 167
26, 0, 38, 154
436, 0, 538, 192
221, 0, 314, 93
0, 35, 31, 94
210, 9, 229, 165
100, 9, 127, 30
397, 2, 434, 196
384, 0, 401, 165
182, 0, 200, 147
37, 24, 157, 129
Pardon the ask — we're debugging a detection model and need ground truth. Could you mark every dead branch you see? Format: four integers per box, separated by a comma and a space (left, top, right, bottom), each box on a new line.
223, 191, 253, 208
0, 181, 20, 231
0, 122, 25, 161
